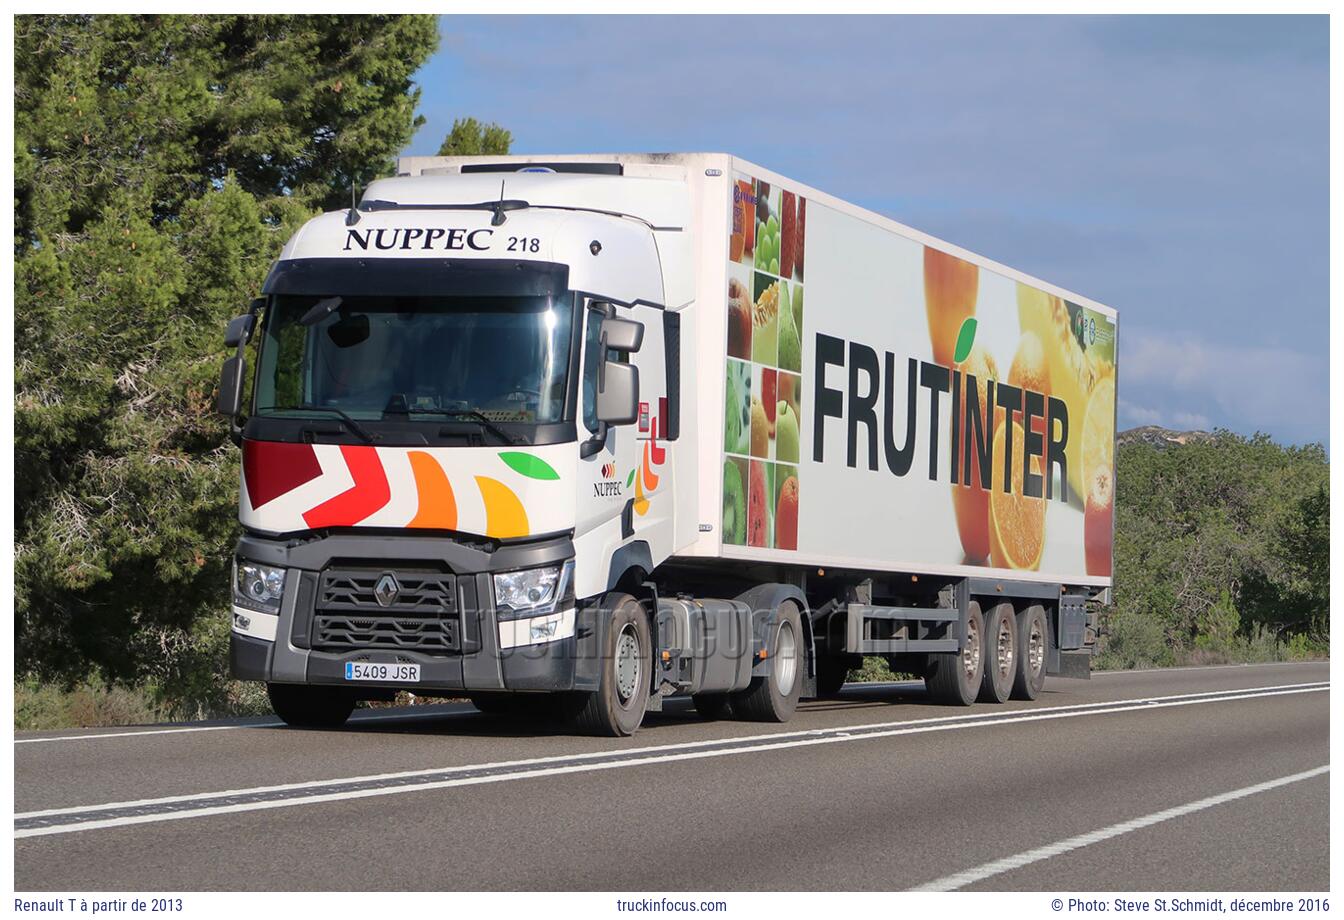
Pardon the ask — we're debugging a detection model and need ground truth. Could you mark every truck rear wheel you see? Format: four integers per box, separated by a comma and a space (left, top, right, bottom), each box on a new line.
1011, 604, 1049, 700
977, 603, 1017, 703
731, 602, 804, 722
924, 601, 984, 706
569, 593, 651, 736
266, 683, 355, 729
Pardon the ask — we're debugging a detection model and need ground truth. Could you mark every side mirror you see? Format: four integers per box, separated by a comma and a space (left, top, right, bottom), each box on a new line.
596, 362, 639, 425
217, 356, 245, 417
224, 313, 255, 349
600, 316, 643, 353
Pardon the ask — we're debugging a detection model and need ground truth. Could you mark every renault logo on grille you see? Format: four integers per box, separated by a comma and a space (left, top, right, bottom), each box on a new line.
373, 573, 401, 607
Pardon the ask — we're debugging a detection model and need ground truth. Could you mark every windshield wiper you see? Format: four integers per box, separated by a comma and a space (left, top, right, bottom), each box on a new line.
384, 406, 522, 445
260, 404, 378, 443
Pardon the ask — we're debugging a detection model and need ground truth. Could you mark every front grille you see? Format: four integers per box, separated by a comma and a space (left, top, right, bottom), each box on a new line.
313, 568, 460, 653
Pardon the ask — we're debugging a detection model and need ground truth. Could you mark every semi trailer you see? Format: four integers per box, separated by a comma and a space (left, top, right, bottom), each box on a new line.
218, 153, 1118, 736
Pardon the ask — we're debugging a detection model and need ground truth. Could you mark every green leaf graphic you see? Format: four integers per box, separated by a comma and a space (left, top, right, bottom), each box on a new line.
499, 451, 559, 481
626, 468, 636, 488
953, 317, 978, 364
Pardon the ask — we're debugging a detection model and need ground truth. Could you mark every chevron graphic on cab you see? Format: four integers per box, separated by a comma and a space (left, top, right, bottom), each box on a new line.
240, 441, 571, 540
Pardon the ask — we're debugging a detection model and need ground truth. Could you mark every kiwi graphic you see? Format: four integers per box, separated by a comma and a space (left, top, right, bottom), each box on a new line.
722, 460, 747, 544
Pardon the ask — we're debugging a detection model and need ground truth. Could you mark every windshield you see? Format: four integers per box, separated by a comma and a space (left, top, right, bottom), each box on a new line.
253, 293, 575, 424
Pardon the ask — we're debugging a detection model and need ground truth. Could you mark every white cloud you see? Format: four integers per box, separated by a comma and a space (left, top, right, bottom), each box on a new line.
1119, 331, 1327, 444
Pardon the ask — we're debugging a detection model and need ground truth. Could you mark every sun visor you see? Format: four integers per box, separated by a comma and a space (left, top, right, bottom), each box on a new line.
262, 258, 570, 299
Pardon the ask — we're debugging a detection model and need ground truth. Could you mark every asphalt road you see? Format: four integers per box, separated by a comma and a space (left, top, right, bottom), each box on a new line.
14, 660, 1329, 891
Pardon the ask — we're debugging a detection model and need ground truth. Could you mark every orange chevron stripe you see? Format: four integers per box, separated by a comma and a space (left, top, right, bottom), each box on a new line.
407, 451, 458, 530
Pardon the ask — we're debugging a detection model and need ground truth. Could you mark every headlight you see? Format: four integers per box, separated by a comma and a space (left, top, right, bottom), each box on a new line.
234, 559, 286, 613
493, 565, 563, 612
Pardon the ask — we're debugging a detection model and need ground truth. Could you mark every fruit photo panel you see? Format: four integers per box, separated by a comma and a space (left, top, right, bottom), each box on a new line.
777, 277, 802, 374
723, 359, 752, 457
753, 180, 781, 276
746, 459, 775, 548
751, 271, 781, 367
750, 363, 772, 460
730, 176, 757, 267
774, 464, 799, 551
721, 456, 749, 546
727, 264, 752, 361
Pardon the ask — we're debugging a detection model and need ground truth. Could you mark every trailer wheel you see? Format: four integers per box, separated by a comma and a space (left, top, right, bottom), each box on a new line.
924, 601, 984, 706
692, 693, 732, 720
731, 602, 804, 722
977, 603, 1017, 703
569, 593, 651, 736
1011, 604, 1049, 700
266, 683, 355, 729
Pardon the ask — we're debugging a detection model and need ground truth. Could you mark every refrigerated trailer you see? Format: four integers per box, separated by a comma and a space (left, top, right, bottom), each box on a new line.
217, 153, 1118, 736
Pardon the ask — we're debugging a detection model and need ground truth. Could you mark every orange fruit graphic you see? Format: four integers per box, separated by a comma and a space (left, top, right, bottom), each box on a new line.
924, 247, 979, 367
1084, 464, 1114, 576
989, 421, 1046, 571
1082, 373, 1116, 499
1007, 330, 1050, 429
951, 346, 998, 563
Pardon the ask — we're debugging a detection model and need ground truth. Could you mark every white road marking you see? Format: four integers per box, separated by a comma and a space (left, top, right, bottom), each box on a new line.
14, 682, 1327, 838
17, 680, 1323, 819
911, 765, 1330, 891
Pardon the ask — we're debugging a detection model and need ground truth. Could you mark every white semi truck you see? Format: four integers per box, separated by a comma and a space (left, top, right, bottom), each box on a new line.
218, 153, 1118, 736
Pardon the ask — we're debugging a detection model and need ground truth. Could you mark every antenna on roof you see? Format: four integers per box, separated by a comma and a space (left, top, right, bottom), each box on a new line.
491, 179, 509, 226
345, 180, 361, 226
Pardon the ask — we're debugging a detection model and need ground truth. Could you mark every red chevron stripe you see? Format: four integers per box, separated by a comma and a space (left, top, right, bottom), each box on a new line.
303, 445, 391, 528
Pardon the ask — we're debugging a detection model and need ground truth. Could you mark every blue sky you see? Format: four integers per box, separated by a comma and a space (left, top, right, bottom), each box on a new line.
404, 15, 1329, 446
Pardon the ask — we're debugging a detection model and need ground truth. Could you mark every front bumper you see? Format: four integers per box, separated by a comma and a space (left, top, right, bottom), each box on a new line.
229, 530, 595, 695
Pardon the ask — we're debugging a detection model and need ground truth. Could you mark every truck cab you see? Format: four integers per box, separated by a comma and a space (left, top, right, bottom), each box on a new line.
221, 164, 707, 735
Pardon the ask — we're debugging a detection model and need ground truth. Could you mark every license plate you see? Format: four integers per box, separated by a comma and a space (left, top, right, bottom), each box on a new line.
344, 661, 421, 683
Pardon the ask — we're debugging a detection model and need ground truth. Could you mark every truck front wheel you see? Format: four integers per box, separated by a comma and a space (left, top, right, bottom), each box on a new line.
569, 593, 651, 736
266, 683, 355, 729
924, 601, 984, 706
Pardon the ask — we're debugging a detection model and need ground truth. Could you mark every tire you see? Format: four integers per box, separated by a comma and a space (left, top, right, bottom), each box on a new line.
815, 653, 855, 698
267, 683, 355, 729
924, 601, 985, 706
569, 593, 651, 736
977, 602, 1017, 703
1011, 604, 1049, 700
692, 693, 732, 720
731, 602, 804, 722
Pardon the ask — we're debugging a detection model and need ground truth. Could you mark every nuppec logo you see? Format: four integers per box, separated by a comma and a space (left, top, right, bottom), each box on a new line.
594, 461, 622, 498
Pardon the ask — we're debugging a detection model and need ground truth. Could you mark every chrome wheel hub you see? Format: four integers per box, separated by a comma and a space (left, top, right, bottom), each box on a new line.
997, 618, 1015, 678
615, 624, 641, 703
963, 617, 981, 680
775, 620, 798, 697
1028, 621, 1045, 676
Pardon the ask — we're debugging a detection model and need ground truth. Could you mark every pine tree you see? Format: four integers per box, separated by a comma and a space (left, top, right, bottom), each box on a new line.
15, 15, 440, 689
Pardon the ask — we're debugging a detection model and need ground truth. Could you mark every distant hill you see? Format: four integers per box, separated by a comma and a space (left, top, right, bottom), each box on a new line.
1117, 426, 1217, 449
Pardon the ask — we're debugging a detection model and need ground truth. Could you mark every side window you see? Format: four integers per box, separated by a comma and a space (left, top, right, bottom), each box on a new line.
581, 309, 604, 434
